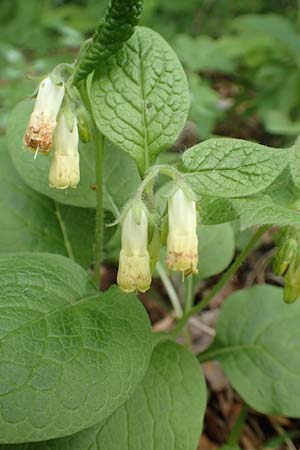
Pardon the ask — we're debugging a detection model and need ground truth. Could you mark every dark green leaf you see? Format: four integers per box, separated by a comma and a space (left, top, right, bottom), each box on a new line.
91, 26, 190, 175
0, 139, 94, 267
182, 138, 288, 197
0, 254, 152, 443
2, 340, 206, 450
201, 285, 300, 416
73, 0, 143, 83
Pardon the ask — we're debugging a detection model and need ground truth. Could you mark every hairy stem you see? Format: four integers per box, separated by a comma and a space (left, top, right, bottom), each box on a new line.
170, 225, 270, 337
77, 80, 104, 289
156, 262, 183, 317
93, 126, 104, 289
184, 275, 194, 312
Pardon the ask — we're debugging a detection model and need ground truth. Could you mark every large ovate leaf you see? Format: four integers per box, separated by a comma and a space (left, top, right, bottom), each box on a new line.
2, 340, 206, 450
201, 285, 300, 416
231, 195, 300, 228
198, 223, 235, 279
7, 101, 140, 211
91, 26, 190, 175
0, 139, 95, 268
0, 254, 152, 443
182, 138, 288, 197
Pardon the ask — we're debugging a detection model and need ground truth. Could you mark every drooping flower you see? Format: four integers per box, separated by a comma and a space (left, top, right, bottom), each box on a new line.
24, 77, 65, 153
48, 114, 80, 189
166, 188, 198, 275
117, 207, 151, 293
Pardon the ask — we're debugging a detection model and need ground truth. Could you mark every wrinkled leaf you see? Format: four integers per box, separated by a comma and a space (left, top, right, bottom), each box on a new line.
182, 138, 288, 197
2, 340, 206, 450
0, 254, 152, 443
91, 26, 189, 175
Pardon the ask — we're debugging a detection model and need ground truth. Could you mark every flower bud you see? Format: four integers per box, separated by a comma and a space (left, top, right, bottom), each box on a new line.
284, 261, 300, 304
24, 77, 65, 153
166, 188, 198, 275
117, 207, 151, 293
48, 114, 80, 189
273, 237, 297, 276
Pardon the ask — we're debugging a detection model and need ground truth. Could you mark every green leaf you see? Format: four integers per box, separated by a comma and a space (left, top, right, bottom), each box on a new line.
73, 0, 143, 84
0, 253, 152, 443
198, 223, 235, 279
0, 139, 94, 268
8, 101, 140, 211
91, 26, 190, 175
201, 285, 300, 416
231, 195, 300, 228
290, 143, 300, 192
2, 340, 206, 450
199, 195, 238, 225
182, 138, 288, 198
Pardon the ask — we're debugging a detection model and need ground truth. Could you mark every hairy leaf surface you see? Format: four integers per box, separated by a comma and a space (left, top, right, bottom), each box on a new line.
1, 340, 206, 450
0, 254, 152, 443
91, 26, 190, 175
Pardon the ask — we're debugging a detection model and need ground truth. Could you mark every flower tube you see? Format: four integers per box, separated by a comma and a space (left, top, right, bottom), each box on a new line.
24, 77, 65, 153
166, 188, 198, 275
117, 207, 151, 293
48, 114, 80, 189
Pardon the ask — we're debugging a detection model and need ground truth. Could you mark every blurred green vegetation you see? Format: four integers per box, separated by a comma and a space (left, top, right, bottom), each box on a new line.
1, 0, 300, 143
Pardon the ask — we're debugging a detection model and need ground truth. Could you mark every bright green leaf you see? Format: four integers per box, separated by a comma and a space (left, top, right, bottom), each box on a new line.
198, 223, 235, 279
91, 26, 190, 175
182, 138, 288, 197
0, 254, 152, 443
2, 340, 206, 450
201, 285, 300, 416
231, 195, 300, 228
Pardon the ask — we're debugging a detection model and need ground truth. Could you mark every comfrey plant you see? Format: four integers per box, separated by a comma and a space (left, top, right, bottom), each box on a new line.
3, 0, 300, 449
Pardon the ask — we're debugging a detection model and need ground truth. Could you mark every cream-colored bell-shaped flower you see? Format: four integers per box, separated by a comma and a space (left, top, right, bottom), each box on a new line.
166, 188, 198, 275
24, 77, 65, 153
117, 207, 152, 293
48, 114, 80, 189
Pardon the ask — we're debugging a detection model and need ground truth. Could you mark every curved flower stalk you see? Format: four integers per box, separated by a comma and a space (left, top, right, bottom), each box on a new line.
48, 114, 80, 189
166, 188, 198, 276
117, 206, 151, 293
24, 77, 65, 153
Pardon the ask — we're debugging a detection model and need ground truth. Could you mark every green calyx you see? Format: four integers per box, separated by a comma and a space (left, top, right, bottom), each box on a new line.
274, 226, 300, 303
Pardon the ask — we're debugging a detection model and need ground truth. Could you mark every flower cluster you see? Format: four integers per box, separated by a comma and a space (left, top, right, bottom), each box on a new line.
117, 188, 198, 293
273, 226, 300, 303
24, 77, 80, 190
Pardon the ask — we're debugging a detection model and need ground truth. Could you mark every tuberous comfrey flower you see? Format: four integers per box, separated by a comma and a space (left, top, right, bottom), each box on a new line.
24, 77, 65, 153
48, 114, 80, 189
117, 206, 151, 293
166, 188, 198, 276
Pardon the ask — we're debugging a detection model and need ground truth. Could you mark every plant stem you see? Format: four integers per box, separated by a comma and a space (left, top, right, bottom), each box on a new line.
156, 262, 183, 317
227, 402, 248, 446
93, 125, 104, 289
184, 275, 194, 312
170, 225, 270, 337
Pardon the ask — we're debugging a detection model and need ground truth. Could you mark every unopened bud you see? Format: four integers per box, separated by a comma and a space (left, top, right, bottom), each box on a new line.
284, 262, 300, 304
117, 207, 151, 293
273, 238, 297, 276
166, 188, 198, 275
48, 114, 80, 189
24, 77, 64, 153
77, 106, 91, 143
